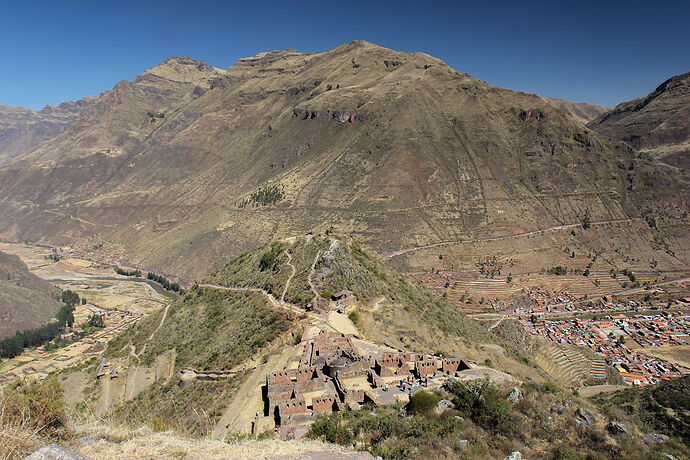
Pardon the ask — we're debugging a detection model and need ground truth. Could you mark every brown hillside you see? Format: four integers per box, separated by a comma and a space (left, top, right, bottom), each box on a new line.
542, 97, 608, 125
0, 97, 95, 165
588, 72, 690, 179
0, 41, 685, 282
0, 251, 60, 339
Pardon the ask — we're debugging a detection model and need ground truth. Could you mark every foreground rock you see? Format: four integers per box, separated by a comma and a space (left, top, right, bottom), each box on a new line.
26, 445, 91, 460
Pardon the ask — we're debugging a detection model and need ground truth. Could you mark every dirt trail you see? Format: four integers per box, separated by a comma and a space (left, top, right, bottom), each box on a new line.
384, 218, 642, 258
307, 250, 322, 306
198, 284, 327, 325
212, 345, 298, 436
129, 302, 171, 358
488, 315, 507, 331
44, 209, 117, 228
281, 250, 296, 302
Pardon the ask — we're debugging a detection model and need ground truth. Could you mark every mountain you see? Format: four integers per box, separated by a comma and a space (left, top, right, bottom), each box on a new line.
588, 72, 690, 151
0, 251, 61, 339
60, 234, 674, 459
588, 72, 690, 177
542, 97, 608, 124
0, 42, 684, 284
0, 97, 95, 165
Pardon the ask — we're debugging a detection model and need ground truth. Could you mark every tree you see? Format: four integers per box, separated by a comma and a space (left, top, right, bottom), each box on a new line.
582, 209, 591, 229
88, 314, 105, 328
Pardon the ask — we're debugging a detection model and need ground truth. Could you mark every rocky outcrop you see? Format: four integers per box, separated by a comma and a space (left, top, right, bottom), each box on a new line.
506, 387, 522, 403
643, 433, 670, 445
293, 108, 368, 123
575, 407, 595, 427
26, 445, 91, 460
607, 420, 630, 436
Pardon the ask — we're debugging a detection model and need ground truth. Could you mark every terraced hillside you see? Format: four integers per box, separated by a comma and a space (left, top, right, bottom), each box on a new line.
0, 41, 683, 288
535, 340, 612, 387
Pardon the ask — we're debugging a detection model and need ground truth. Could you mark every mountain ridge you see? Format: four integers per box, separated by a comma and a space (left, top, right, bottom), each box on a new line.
0, 41, 685, 286
0, 96, 95, 165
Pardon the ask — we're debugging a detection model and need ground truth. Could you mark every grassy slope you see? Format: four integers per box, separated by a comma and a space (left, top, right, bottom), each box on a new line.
593, 375, 690, 448
105, 287, 293, 434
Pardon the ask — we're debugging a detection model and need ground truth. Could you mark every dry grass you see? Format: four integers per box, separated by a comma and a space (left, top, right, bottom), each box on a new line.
73, 425, 361, 460
0, 378, 69, 460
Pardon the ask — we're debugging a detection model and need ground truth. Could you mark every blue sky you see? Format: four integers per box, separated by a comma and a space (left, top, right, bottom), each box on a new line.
1, 0, 688, 109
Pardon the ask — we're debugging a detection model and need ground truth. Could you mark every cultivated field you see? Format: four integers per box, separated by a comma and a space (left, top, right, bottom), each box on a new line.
0, 243, 169, 384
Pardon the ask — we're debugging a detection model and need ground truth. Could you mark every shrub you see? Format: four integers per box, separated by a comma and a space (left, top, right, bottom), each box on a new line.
407, 390, 440, 416
445, 379, 513, 431
309, 414, 353, 444
348, 310, 361, 326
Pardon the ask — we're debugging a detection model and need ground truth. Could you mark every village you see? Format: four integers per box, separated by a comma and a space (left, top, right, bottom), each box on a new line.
515, 287, 690, 386
0, 305, 141, 384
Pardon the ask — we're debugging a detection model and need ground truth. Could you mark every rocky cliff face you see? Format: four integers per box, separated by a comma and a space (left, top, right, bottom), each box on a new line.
0, 97, 95, 165
0, 42, 684, 281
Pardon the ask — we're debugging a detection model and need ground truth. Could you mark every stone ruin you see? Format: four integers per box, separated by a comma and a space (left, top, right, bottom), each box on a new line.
263, 330, 472, 429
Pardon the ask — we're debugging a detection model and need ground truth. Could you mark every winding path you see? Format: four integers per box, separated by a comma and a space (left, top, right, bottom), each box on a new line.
384, 218, 642, 258
281, 250, 296, 302
197, 283, 325, 323
129, 302, 171, 358
307, 250, 322, 307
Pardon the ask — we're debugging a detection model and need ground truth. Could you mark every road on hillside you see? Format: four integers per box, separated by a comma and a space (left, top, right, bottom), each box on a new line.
384, 218, 642, 258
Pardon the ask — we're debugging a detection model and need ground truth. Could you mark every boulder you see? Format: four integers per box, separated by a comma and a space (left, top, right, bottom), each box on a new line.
576, 407, 595, 427
607, 421, 630, 436
504, 451, 523, 460
507, 387, 522, 403
643, 433, 669, 445
435, 399, 455, 414
25, 445, 92, 460
456, 439, 469, 451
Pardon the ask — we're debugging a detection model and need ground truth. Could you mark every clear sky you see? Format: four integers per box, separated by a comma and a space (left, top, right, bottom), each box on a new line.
1, 0, 688, 109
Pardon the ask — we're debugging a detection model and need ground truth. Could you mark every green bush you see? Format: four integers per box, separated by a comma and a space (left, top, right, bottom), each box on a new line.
309, 414, 353, 444
348, 310, 361, 326
445, 379, 513, 431
407, 390, 440, 416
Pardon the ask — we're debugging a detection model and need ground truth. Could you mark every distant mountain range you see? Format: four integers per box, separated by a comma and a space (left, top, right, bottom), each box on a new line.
0, 42, 686, 282
542, 97, 608, 125
0, 97, 95, 165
